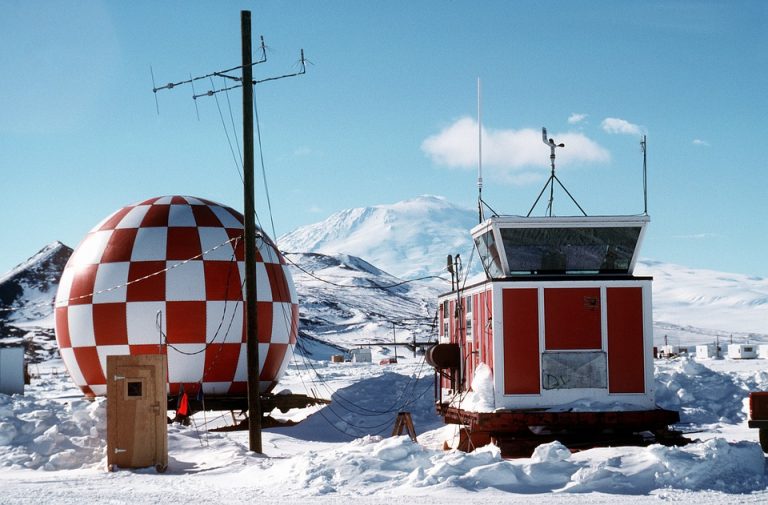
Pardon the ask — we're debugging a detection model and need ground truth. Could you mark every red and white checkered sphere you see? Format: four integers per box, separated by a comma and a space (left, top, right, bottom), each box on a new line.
54, 195, 298, 398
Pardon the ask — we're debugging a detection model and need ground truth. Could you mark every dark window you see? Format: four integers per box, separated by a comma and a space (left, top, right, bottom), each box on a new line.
127, 381, 143, 397
499, 226, 641, 274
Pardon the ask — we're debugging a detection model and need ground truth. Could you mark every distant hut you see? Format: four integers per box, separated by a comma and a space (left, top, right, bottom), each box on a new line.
728, 344, 757, 359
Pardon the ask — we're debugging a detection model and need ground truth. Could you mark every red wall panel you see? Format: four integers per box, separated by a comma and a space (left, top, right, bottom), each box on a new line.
503, 288, 540, 394
478, 289, 493, 371
544, 288, 602, 350
607, 287, 645, 393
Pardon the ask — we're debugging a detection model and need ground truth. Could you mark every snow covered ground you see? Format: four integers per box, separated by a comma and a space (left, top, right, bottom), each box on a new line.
2, 351, 768, 504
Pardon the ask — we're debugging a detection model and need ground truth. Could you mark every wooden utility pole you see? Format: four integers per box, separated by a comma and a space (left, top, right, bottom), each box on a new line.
392, 323, 398, 362
241, 10, 262, 454
151, 9, 305, 455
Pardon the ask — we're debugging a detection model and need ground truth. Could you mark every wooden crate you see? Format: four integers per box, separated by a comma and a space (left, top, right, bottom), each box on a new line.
750, 392, 768, 421
106, 354, 168, 472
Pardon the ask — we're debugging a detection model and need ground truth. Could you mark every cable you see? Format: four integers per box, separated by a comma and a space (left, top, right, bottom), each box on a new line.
210, 76, 244, 183
0, 236, 241, 314
282, 252, 447, 291
222, 76, 244, 169
290, 345, 435, 439
284, 304, 439, 427
253, 93, 278, 241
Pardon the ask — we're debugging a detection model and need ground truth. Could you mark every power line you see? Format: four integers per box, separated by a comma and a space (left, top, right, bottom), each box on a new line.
0, 236, 241, 314
281, 252, 448, 291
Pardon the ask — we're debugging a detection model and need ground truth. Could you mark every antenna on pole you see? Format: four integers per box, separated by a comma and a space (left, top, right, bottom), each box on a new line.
543, 127, 562, 216
641, 135, 648, 215
477, 77, 484, 224
150, 10, 306, 455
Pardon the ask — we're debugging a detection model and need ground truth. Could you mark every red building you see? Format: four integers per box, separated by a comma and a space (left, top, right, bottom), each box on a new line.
429, 214, 681, 455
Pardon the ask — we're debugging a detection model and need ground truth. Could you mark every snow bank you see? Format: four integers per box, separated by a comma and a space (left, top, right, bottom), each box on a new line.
0, 380, 106, 470
454, 363, 495, 412
254, 435, 766, 496
655, 357, 763, 425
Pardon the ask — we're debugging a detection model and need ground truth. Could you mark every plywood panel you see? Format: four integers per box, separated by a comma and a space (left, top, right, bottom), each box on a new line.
544, 288, 602, 350
607, 287, 645, 393
107, 354, 168, 471
486, 289, 494, 371
502, 288, 540, 394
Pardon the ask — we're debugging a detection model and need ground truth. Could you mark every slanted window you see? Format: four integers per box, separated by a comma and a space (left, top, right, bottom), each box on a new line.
465, 295, 473, 342
474, 231, 504, 278
499, 226, 641, 274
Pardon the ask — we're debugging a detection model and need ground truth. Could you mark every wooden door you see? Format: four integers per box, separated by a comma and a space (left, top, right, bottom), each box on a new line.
107, 355, 167, 471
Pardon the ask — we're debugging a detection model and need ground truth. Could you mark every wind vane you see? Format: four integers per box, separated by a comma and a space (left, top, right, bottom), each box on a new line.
527, 127, 587, 217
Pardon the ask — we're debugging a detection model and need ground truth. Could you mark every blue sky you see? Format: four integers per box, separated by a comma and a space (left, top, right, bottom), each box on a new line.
1, 0, 766, 277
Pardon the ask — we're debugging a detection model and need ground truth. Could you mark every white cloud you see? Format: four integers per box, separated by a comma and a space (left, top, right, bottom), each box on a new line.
692, 139, 710, 147
601, 117, 643, 135
421, 117, 610, 184
568, 113, 588, 124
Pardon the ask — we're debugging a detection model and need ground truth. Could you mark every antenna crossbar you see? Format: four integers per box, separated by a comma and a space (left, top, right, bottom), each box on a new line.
192, 49, 307, 99
152, 36, 267, 95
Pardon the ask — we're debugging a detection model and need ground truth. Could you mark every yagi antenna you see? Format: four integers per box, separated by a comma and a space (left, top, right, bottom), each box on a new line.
527, 127, 587, 217
151, 35, 274, 114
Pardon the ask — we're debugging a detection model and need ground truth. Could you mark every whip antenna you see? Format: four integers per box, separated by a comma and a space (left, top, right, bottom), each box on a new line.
477, 77, 483, 223
641, 135, 648, 215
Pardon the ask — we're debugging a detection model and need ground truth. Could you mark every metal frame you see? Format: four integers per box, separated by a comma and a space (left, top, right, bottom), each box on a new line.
471, 215, 650, 277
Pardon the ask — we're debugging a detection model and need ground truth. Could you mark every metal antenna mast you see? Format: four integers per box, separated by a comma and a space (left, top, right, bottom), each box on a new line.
527, 127, 587, 217
151, 10, 306, 454
477, 77, 484, 224
641, 135, 648, 215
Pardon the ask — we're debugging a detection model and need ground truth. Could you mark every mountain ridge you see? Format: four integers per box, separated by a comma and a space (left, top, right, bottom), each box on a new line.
0, 241, 72, 324
279, 195, 478, 280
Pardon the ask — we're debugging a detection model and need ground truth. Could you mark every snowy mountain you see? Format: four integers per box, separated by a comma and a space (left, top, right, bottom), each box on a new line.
285, 252, 439, 359
0, 241, 71, 325
0, 242, 440, 361
635, 259, 768, 345
279, 195, 479, 280
0, 242, 71, 362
